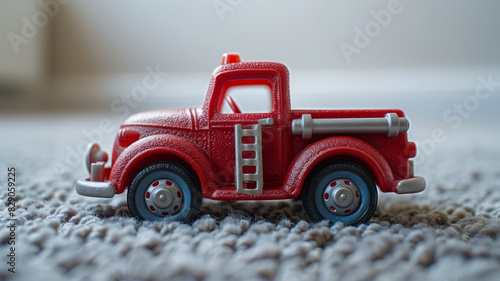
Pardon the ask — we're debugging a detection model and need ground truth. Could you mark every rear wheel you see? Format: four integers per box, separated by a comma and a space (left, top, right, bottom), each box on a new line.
127, 162, 202, 223
302, 162, 377, 225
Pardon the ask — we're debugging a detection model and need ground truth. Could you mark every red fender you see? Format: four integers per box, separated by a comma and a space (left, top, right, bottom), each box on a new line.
284, 136, 395, 197
109, 134, 217, 195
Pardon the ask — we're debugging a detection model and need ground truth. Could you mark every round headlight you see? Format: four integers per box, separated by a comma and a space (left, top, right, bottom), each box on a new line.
118, 128, 141, 148
85, 143, 109, 173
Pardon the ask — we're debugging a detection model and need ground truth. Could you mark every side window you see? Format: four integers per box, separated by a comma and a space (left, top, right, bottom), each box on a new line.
220, 84, 273, 114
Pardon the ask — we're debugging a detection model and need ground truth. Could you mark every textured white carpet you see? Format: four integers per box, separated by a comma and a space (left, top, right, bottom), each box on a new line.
1, 114, 500, 281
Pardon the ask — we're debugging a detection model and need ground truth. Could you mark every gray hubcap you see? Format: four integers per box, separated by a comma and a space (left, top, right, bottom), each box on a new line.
145, 179, 183, 216
323, 179, 360, 215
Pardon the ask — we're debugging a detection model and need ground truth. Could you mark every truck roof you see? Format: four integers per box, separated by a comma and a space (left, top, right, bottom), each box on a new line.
212, 54, 290, 82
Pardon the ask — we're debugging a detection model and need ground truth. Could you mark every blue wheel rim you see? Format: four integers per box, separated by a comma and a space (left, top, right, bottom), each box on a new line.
134, 170, 192, 222
314, 170, 370, 224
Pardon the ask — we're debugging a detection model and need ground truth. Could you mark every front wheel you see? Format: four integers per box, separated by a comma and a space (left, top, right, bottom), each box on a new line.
302, 162, 377, 225
127, 162, 202, 223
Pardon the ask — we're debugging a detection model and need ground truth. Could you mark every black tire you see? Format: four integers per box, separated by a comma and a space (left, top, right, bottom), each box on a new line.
302, 162, 377, 225
127, 162, 202, 223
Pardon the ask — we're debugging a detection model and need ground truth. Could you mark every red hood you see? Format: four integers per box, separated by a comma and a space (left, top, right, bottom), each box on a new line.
122, 108, 196, 130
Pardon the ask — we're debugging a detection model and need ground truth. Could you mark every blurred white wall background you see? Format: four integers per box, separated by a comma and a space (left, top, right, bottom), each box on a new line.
1, 0, 500, 113
0, 1, 49, 110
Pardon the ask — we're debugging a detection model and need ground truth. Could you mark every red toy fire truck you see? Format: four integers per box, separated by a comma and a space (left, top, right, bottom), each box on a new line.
76, 53, 425, 225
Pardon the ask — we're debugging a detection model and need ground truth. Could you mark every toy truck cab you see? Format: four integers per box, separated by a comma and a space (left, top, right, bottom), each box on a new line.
76, 53, 425, 225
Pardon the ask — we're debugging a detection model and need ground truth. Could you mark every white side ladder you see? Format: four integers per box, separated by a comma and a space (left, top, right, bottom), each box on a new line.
234, 124, 264, 195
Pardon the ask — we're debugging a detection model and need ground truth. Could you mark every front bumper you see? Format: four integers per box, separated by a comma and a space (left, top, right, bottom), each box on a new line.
396, 176, 426, 194
76, 178, 116, 198
75, 142, 116, 198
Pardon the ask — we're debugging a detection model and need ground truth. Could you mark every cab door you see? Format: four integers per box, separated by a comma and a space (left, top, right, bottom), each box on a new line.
209, 75, 283, 193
